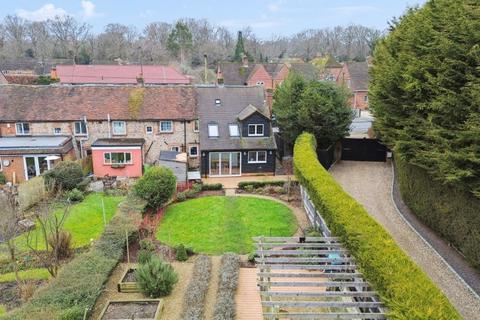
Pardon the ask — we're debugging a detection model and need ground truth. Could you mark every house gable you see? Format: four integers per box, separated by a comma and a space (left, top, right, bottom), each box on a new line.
247, 64, 273, 88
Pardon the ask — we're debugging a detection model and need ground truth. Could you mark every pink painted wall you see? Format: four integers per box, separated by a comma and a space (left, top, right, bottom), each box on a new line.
92, 148, 143, 178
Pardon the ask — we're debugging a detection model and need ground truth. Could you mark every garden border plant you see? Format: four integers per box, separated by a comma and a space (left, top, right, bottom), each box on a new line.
0, 195, 144, 320
181, 255, 212, 320
213, 253, 240, 320
293, 132, 460, 319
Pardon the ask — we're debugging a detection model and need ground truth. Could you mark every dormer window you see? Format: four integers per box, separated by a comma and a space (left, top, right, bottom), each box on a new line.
229, 124, 239, 137
215, 99, 221, 106
248, 124, 264, 136
16, 122, 30, 135
208, 124, 219, 137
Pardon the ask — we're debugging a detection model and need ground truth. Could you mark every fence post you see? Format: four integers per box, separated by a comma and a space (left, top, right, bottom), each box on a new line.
126, 230, 130, 265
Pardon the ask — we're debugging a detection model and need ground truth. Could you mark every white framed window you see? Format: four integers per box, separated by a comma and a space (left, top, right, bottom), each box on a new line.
146, 126, 153, 134
112, 121, 126, 135
248, 151, 267, 163
74, 121, 88, 136
189, 146, 198, 157
193, 120, 199, 132
229, 124, 239, 137
104, 152, 132, 165
208, 124, 219, 137
160, 121, 173, 133
215, 99, 221, 106
248, 124, 264, 136
53, 128, 62, 135
15, 123, 30, 135
364, 95, 369, 102
171, 146, 180, 152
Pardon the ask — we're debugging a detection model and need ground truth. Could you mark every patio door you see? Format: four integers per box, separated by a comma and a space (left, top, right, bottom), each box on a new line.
209, 152, 241, 176
24, 156, 54, 180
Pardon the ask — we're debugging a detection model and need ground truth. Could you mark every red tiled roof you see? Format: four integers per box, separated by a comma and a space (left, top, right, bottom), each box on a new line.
0, 85, 197, 121
56, 65, 190, 84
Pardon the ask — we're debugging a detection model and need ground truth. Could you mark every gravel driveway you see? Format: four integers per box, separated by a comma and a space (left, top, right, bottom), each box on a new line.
330, 160, 480, 320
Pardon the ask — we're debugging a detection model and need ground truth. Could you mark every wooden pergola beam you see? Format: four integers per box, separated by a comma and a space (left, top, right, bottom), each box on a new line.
257, 272, 364, 279
255, 257, 355, 263
263, 313, 387, 319
256, 249, 349, 256
253, 236, 340, 242
259, 264, 358, 270
261, 291, 379, 298
254, 243, 344, 248
258, 281, 370, 287
262, 301, 384, 308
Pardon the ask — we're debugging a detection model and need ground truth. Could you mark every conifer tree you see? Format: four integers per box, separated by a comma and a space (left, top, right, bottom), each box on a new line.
233, 31, 246, 62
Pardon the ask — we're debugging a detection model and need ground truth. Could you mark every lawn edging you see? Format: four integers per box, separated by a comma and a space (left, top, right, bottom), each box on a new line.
1, 195, 144, 320
293, 133, 460, 319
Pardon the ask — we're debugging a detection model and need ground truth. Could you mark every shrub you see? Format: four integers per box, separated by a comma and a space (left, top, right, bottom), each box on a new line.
138, 249, 153, 264
4, 196, 144, 319
247, 251, 257, 263
0, 173, 6, 185
135, 256, 178, 298
18, 176, 46, 212
47, 230, 73, 259
175, 244, 188, 261
182, 255, 212, 319
65, 188, 84, 202
395, 157, 480, 269
134, 166, 176, 209
213, 253, 240, 320
139, 238, 156, 252
0, 306, 5, 316
201, 183, 223, 191
176, 192, 187, 202
238, 180, 285, 190
44, 161, 84, 191
293, 133, 460, 319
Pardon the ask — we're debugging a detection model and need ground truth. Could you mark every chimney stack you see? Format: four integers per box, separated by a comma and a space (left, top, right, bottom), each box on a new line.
241, 53, 249, 68
216, 65, 224, 86
50, 67, 58, 80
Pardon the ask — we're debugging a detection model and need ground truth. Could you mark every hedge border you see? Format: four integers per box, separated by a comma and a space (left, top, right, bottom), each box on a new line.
237, 180, 286, 190
213, 253, 240, 320
181, 255, 212, 319
2, 195, 144, 320
293, 133, 460, 320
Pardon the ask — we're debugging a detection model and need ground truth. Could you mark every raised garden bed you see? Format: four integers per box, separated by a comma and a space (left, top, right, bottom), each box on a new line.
117, 268, 140, 293
99, 299, 163, 320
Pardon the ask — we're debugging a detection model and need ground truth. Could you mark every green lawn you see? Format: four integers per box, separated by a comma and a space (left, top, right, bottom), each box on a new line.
8, 193, 124, 252
0, 268, 50, 283
156, 196, 297, 254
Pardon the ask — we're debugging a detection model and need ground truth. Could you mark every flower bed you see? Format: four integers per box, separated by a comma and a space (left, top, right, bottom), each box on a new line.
99, 299, 163, 320
117, 268, 140, 293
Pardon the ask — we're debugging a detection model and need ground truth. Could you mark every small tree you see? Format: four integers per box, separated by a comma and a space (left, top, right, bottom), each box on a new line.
167, 21, 193, 65
0, 192, 21, 280
233, 31, 246, 62
135, 256, 178, 298
44, 161, 83, 191
134, 166, 176, 210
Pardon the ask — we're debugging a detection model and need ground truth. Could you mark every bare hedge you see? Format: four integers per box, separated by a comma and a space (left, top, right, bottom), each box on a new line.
182, 255, 212, 320
213, 253, 240, 320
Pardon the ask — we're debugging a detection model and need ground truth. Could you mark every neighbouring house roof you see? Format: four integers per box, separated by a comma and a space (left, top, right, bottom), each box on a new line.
237, 104, 268, 121
0, 58, 69, 75
288, 63, 320, 81
0, 71, 7, 84
324, 55, 342, 68
55, 65, 190, 85
346, 61, 370, 91
159, 150, 187, 163
91, 138, 145, 148
263, 63, 286, 78
197, 85, 276, 151
0, 135, 73, 155
218, 62, 255, 85
0, 85, 197, 122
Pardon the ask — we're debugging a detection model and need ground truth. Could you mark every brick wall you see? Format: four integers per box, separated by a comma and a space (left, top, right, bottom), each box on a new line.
353, 91, 369, 110
247, 66, 274, 90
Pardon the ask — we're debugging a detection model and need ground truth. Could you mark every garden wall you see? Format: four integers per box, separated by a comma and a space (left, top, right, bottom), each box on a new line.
395, 156, 480, 270
1, 195, 144, 320
293, 132, 459, 320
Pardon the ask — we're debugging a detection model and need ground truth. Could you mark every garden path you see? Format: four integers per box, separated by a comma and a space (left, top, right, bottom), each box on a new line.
330, 160, 480, 320
235, 268, 263, 320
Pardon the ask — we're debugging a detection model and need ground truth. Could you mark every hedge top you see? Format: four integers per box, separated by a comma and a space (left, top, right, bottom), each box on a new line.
293, 132, 460, 320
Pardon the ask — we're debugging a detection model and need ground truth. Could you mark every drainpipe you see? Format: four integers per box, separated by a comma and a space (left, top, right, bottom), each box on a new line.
184, 120, 188, 184
107, 114, 111, 138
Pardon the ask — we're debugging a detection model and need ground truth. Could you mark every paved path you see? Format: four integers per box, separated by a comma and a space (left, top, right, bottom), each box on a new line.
330, 161, 480, 320
235, 268, 263, 320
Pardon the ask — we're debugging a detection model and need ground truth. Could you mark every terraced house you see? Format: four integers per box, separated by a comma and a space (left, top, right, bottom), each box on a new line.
197, 86, 277, 177
0, 85, 199, 182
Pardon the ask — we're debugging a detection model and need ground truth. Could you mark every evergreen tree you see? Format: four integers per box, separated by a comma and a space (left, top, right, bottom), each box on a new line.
233, 31, 245, 62
167, 21, 193, 65
370, 0, 480, 196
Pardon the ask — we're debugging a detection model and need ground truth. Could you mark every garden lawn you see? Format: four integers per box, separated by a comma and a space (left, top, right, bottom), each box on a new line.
11, 193, 124, 252
156, 196, 297, 254
0, 268, 50, 283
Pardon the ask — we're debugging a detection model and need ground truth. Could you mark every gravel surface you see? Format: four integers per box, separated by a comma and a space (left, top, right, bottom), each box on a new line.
330, 160, 480, 320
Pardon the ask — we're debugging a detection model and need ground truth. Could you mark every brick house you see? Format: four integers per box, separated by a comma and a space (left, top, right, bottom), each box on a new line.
197, 86, 277, 177
0, 85, 199, 181
337, 61, 370, 110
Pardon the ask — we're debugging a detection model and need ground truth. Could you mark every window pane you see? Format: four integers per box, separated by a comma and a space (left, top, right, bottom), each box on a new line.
104, 153, 111, 163
125, 153, 131, 163
113, 122, 125, 134
23, 123, 30, 133
248, 125, 255, 135
194, 120, 199, 131
257, 125, 263, 135
248, 151, 256, 162
258, 151, 266, 162
208, 124, 218, 137
161, 121, 172, 132
16, 123, 22, 133
190, 146, 198, 156
229, 124, 239, 136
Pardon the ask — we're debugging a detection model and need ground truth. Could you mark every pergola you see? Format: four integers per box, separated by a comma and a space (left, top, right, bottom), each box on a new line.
254, 236, 387, 319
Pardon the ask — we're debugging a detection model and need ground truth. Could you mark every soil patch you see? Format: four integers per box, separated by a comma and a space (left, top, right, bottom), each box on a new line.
101, 301, 158, 319
121, 269, 136, 283
0, 280, 45, 311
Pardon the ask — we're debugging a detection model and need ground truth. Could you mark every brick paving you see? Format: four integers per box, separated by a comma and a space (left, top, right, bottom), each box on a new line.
330, 160, 480, 320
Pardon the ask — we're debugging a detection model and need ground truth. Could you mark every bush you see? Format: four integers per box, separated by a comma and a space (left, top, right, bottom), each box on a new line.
238, 180, 285, 190
247, 251, 257, 263
201, 183, 223, 191
395, 157, 480, 269
47, 230, 73, 259
138, 249, 153, 264
44, 161, 84, 191
176, 192, 187, 202
134, 166, 176, 209
0, 173, 6, 185
135, 256, 178, 298
66, 188, 84, 202
213, 253, 240, 320
139, 238, 156, 252
18, 176, 46, 212
3, 196, 144, 319
293, 133, 460, 320
182, 255, 212, 319
175, 244, 188, 261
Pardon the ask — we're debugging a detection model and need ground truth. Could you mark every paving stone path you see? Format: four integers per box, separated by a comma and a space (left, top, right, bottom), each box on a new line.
330, 160, 480, 320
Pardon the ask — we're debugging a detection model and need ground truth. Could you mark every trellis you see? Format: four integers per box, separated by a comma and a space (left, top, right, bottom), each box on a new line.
254, 236, 387, 319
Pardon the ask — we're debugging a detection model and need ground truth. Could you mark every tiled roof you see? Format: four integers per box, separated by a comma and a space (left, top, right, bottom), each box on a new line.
237, 104, 268, 121
0, 72, 7, 84
346, 61, 370, 91
0, 85, 197, 121
263, 63, 286, 77
56, 65, 190, 84
197, 86, 276, 151
288, 63, 320, 81
218, 62, 256, 85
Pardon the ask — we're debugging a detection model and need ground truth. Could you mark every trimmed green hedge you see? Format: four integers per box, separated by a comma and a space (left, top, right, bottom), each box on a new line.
2, 195, 144, 320
237, 180, 286, 189
294, 133, 459, 320
395, 157, 480, 270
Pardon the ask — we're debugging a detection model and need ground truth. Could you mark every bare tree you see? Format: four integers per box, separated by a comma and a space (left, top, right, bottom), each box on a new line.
48, 15, 90, 61
3, 15, 27, 57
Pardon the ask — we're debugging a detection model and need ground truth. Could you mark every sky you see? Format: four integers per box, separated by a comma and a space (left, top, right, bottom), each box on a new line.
2, 0, 427, 38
